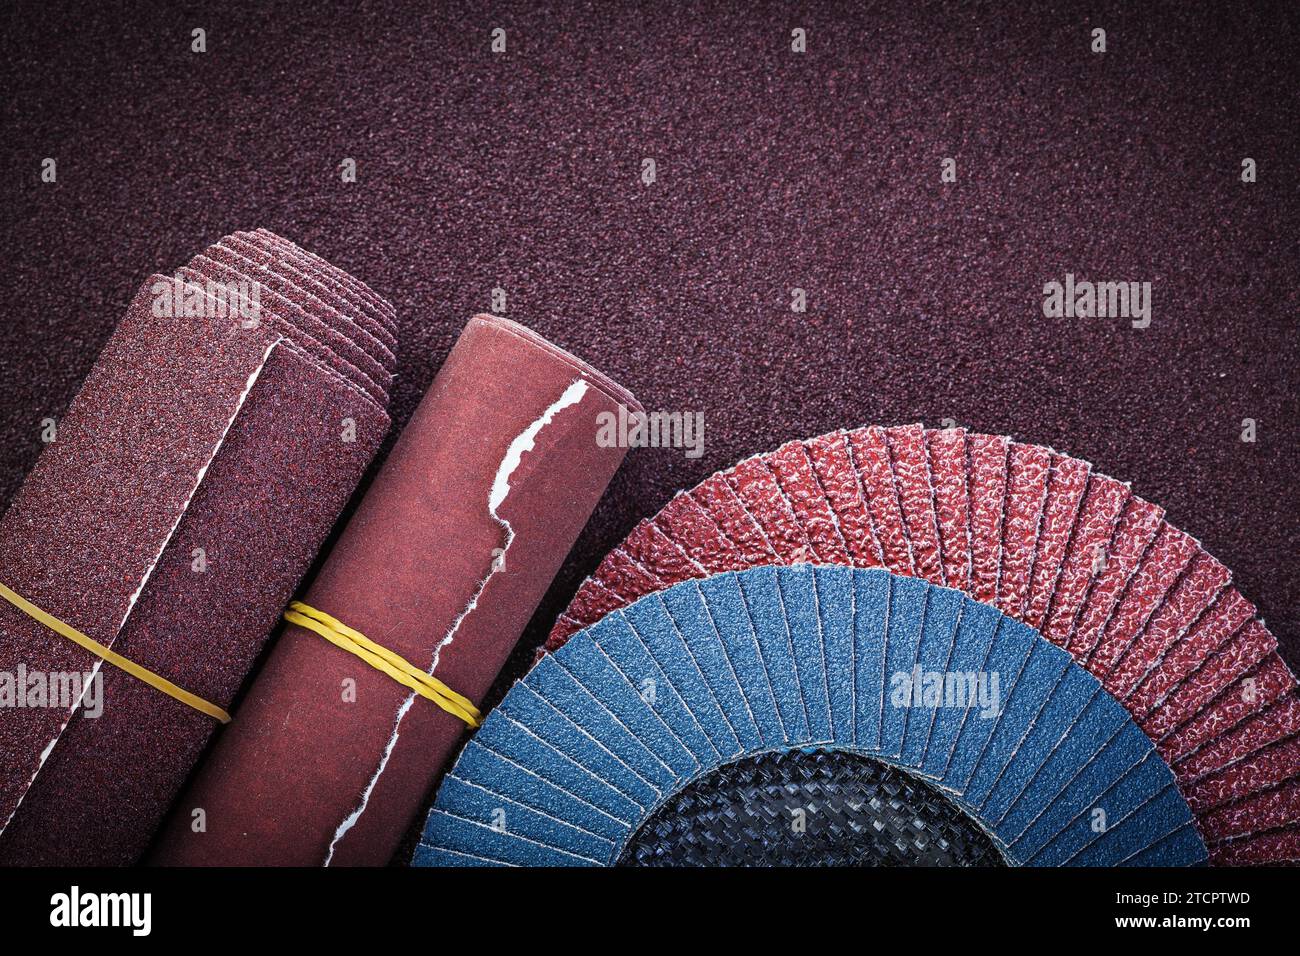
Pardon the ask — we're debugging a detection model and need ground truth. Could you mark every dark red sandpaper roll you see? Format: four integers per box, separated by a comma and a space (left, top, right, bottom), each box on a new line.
0, 236, 392, 865
152, 314, 638, 866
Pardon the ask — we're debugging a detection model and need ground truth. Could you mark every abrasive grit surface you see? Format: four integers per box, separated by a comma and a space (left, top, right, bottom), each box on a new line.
1, 2, 1296, 861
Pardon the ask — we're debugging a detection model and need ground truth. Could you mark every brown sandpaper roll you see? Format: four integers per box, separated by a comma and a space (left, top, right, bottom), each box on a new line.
152, 314, 639, 866
0, 234, 393, 865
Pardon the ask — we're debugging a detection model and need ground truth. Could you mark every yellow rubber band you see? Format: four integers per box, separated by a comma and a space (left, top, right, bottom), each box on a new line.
284, 601, 482, 729
0, 581, 232, 724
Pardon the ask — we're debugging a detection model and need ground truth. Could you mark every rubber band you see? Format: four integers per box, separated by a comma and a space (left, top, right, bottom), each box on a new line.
284, 601, 482, 728
0, 581, 232, 723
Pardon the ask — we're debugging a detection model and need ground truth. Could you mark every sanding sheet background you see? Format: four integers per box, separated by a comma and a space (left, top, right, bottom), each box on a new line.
1, 2, 1296, 859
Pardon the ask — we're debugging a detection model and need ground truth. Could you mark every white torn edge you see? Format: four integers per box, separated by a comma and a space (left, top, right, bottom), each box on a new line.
121, 339, 282, 629
324, 377, 591, 865
1, 335, 280, 837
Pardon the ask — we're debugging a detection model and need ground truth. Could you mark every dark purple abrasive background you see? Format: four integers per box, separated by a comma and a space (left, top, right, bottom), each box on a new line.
1, 1, 1297, 862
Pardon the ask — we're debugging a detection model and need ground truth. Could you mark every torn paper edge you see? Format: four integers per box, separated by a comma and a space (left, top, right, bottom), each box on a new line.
0, 336, 279, 837
324, 377, 592, 865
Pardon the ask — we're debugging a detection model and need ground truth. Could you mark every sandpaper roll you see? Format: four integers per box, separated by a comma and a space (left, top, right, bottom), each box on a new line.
152, 314, 639, 866
0, 233, 393, 865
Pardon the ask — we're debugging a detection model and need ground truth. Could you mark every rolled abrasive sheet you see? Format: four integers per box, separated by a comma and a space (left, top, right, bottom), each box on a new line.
152, 314, 639, 866
0, 234, 393, 865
